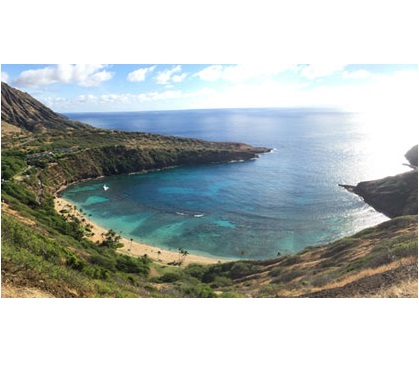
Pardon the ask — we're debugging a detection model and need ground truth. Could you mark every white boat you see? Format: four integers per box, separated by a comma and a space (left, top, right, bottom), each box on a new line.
103, 184, 109, 191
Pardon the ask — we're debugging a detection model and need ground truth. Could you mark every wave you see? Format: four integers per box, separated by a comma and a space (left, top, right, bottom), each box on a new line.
176, 211, 205, 218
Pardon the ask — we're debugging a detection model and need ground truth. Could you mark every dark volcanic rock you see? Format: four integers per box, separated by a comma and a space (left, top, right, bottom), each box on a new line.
1, 82, 91, 132
405, 145, 418, 167
352, 170, 418, 218
341, 145, 418, 218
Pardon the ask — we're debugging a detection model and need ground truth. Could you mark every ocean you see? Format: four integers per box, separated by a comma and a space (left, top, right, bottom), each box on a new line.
62, 108, 415, 260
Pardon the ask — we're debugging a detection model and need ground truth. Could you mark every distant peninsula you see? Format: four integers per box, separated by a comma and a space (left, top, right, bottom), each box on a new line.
1, 81, 271, 196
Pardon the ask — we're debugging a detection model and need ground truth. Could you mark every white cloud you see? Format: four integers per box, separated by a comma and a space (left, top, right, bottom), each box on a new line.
14, 64, 113, 88
79, 70, 113, 87
195, 80, 304, 109
195, 65, 224, 81
155, 65, 187, 85
73, 89, 187, 107
40, 95, 68, 108
342, 69, 372, 79
222, 65, 255, 82
77, 94, 97, 103
137, 90, 183, 102
1, 71, 10, 83
127, 66, 156, 82
195, 64, 294, 82
172, 73, 187, 83
298, 64, 347, 79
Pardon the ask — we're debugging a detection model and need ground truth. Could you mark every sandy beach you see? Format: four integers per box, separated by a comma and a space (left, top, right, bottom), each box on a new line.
54, 196, 229, 266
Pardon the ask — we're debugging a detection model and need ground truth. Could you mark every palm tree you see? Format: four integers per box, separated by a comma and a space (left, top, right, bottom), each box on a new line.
178, 248, 189, 265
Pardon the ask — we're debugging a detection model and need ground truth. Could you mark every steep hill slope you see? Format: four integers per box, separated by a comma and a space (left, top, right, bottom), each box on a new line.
201, 215, 417, 298
1, 82, 92, 132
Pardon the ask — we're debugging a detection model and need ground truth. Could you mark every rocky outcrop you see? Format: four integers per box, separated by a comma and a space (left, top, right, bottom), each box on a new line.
405, 145, 418, 167
341, 146, 418, 218
1, 82, 91, 132
350, 170, 417, 218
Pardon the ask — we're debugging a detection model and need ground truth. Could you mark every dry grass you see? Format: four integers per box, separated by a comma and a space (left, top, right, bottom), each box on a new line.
367, 279, 417, 298
1, 202, 37, 227
313, 257, 417, 292
1, 283, 54, 298
1, 121, 26, 136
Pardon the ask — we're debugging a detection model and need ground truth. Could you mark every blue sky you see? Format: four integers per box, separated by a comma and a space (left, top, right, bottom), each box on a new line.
1, 64, 418, 113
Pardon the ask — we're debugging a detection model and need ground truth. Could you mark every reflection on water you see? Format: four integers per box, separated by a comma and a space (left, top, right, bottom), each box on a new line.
63, 108, 416, 259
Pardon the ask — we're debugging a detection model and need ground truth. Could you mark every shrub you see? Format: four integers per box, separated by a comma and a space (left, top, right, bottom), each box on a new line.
89, 254, 117, 272
65, 252, 87, 271
183, 263, 208, 280
115, 255, 150, 277
229, 262, 260, 279
210, 276, 232, 288
182, 283, 217, 298
158, 271, 184, 283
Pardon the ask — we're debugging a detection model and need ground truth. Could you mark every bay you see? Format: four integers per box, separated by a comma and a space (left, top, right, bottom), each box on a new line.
63, 108, 415, 260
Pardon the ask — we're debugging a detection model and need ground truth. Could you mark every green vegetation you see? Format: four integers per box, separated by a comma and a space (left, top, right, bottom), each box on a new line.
3, 168, 416, 298
1, 208, 155, 297
1, 81, 417, 298
1, 91, 267, 298
1, 150, 27, 180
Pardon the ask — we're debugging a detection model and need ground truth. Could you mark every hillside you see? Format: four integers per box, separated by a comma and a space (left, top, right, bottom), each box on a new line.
1, 82, 417, 298
1, 82, 270, 195
1, 82, 92, 132
178, 215, 417, 298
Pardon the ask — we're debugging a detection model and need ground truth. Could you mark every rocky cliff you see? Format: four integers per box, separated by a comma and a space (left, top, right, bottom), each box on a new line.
405, 145, 418, 167
42, 144, 269, 193
341, 145, 418, 218
351, 170, 417, 218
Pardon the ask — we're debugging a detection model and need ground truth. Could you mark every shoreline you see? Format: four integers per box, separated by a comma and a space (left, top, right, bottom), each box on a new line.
54, 196, 230, 266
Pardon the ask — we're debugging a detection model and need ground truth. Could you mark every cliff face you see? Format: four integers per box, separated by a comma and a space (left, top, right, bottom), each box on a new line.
342, 145, 418, 218
1, 82, 91, 132
405, 145, 418, 167
42, 144, 268, 193
352, 170, 418, 218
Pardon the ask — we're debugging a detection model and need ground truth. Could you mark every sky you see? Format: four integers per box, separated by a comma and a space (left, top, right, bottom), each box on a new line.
1, 64, 418, 113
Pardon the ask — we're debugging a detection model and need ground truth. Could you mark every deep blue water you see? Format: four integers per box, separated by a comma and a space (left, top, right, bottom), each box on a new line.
62, 108, 415, 260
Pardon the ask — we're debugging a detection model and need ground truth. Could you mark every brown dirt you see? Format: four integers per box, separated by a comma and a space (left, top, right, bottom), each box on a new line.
1, 283, 55, 298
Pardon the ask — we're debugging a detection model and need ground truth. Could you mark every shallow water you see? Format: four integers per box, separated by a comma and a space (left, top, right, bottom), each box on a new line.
63, 108, 415, 259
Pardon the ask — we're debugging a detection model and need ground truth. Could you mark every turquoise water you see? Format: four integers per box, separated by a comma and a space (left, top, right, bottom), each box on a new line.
63, 108, 415, 259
